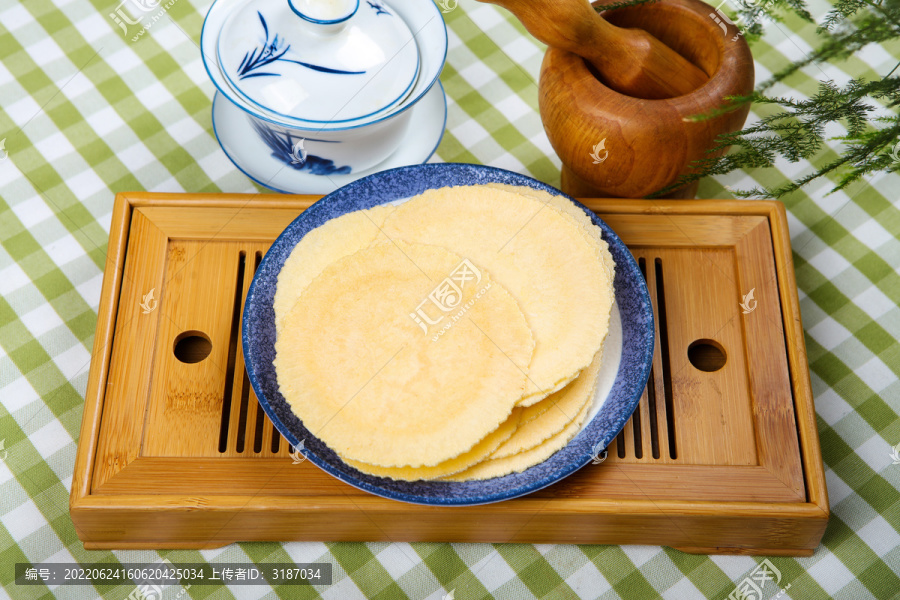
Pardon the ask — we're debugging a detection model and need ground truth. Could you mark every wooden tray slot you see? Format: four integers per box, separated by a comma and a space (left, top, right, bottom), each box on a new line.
612, 256, 676, 462
217, 249, 246, 452
214, 248, 293, 458
653, 257, 678, 460
606, 243, 765, 468
133, 237, 292, 460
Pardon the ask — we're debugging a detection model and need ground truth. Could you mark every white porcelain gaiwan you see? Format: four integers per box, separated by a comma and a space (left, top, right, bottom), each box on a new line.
202, 0, 448, 183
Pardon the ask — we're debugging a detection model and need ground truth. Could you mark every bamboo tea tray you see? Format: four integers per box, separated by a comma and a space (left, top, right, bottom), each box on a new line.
70, 193, 829, 555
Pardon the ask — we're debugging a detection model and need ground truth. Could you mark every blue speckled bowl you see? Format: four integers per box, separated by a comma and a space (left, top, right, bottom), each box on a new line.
243, 163, 654, 505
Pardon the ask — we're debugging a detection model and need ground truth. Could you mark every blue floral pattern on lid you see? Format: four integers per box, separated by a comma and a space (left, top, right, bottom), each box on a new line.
367, 0, 391, 15
215, 0, 419, 123
237, 12, 365, 80
242, 163, 655, 505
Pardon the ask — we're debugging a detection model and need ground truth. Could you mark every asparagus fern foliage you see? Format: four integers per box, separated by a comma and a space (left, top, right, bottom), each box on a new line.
663, 0, 900, 198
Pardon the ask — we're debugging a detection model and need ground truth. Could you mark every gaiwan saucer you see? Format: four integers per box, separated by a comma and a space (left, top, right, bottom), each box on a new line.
211, 83, 448, 195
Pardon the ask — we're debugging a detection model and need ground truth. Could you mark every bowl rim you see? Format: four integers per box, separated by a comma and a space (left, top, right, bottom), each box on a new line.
241, 163, 656, 505
201, 0, 448, 132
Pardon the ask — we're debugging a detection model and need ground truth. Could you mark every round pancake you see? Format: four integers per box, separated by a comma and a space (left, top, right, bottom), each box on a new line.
380, 185, 613, 406
341, 408, 522, 481
274, 240, 535, 468
274, 204, 396, 334
443, 388, 595, 481
516, 386, 559, 425
490, 348, 602, 459
481, 183, 616, 294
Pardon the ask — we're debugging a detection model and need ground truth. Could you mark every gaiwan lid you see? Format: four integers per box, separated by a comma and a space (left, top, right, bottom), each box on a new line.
216, 0, 419, 123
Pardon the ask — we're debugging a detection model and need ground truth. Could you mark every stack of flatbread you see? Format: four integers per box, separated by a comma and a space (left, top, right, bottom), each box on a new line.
272, 184, 615, 481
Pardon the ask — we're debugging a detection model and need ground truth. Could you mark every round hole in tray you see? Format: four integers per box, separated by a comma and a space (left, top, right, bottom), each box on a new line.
687, 339, 726, 372
174, 331, 212, 364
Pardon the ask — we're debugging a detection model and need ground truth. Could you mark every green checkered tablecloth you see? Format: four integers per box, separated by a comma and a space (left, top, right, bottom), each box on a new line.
1, 0, 899, 597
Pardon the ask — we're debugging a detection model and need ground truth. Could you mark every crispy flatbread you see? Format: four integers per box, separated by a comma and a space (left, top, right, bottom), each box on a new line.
481, 183, 616, 298
380, 186, 613, 406
342, 409, 522, 480
274, 204, 396, 334
444, 388, 594, 481
491, 349, 602, 459
274, 240, 534, 467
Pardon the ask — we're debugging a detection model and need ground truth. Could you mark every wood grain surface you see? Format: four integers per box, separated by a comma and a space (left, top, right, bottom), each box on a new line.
70, 193, 828, 554
539, 0, 755, 198
477, 0, 708, 98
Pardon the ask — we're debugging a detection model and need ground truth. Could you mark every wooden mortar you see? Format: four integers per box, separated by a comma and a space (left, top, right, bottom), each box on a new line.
539, 0, 754, 198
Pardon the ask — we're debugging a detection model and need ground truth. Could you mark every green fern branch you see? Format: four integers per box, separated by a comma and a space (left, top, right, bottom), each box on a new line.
660, 0, 900, 198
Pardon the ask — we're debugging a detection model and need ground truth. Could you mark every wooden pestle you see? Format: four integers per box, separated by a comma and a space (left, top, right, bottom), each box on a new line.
538, 0, 755, 198
478, 0, 709, 99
